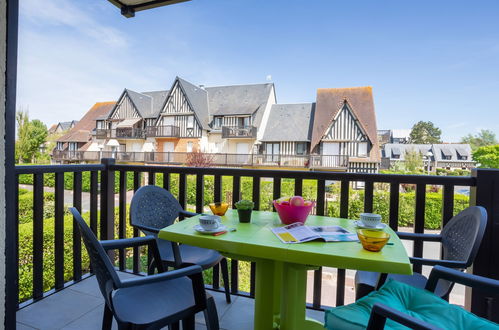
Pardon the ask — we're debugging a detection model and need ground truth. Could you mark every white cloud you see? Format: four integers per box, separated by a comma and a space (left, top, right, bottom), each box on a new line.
16, 0, 243, 126
20, 0, 128, 48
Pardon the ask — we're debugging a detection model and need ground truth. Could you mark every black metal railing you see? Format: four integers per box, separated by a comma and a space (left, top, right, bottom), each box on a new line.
145, 125, 180, 137
221, 126, 257, 138
94, 128, 146, 139
52, 150, 347, 169
16, 160, 499, 322
309, 155, 349, 169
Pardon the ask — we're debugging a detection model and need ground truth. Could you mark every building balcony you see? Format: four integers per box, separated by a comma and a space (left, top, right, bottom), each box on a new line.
145, 125, 180, 138
309, 155, 349, 169
13, 162, 495, 329
52, 151, 345, 169
221, 126, 257, 138
94, 128, 146, 139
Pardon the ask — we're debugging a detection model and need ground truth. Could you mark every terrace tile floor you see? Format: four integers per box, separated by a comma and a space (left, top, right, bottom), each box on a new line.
16, 272, 325, 330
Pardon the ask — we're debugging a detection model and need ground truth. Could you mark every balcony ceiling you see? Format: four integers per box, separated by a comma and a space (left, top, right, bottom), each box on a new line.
107, 0, 191, 17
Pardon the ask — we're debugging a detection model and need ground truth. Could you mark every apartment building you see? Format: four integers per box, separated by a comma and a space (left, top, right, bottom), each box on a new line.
52, 79, 381, 173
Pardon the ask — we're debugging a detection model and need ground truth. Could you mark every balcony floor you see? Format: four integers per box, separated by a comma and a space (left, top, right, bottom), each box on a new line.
16, 271, 325, 330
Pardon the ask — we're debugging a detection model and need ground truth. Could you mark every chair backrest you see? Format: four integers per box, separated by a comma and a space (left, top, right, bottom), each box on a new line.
130, 185, 183, 236
69, 207, 121, 306
441, 206, 487, 267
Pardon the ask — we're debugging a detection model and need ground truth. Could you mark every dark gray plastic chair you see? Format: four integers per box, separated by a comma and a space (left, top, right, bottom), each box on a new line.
69, 207, 219, 330
355, 206, 487, 300
130, 185, 231, 303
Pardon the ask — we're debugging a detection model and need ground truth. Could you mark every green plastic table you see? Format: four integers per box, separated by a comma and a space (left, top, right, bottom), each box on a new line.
159, 210, 412, 330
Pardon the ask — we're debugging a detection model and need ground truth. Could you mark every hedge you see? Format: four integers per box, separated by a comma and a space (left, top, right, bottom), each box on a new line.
19, 208, 136, 303
18, 214, 91, 302
327, 190, 469, 229
154, 174, 317, 212
155, 174, 469, 229
18, 189, 59, 224
18, 171, 135, 193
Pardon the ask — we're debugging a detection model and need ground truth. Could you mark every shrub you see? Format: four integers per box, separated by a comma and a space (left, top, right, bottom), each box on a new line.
18, 190, 61, 224
18, 214, 91, 302
18, 171, 135, 193
327, 190, 469, 229
18, 206, 137, 303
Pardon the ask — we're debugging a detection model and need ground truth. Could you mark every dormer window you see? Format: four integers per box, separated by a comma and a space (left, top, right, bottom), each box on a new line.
96, 120, 105, 129
296, 142, 306, 155
213, 116, 222, 129
441, 148, 452, 160
238, 116, 250, 128
391, 147, 401, 159
456, 147, 469, 161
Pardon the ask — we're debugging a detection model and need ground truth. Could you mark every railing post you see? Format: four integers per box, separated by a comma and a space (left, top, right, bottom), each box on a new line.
100, 158, 115, 242
469, 168, 499, 321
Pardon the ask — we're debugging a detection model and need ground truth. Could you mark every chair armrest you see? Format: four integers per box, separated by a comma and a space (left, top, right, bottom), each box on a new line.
409, 257, 466, 268
426, 265, 499, 295
100, 236, 156, 250
180, 210, 198, 218
119, 265, 203, 288
396, 232, 442, 242
100, 236, 165, 273
367, 303, 442, 330
133, 223, 160, 234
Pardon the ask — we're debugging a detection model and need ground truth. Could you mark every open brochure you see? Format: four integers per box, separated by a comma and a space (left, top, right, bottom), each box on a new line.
271, 222, 358, 244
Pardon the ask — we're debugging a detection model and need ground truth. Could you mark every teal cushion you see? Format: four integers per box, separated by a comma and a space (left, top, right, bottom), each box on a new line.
325, 279, 499, 330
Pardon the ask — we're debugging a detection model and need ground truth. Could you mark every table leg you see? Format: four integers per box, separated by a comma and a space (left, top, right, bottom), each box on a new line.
279, 263, 324, 330
254, 259, 281, 330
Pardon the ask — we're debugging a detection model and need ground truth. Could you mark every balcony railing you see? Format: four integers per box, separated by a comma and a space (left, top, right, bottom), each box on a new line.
13, 160, 499, 322
145, 125, 180, 137
221, 126, 257, 138
95, 128, 146, 139
52, 150, 348, 169
310, 155, 349, 169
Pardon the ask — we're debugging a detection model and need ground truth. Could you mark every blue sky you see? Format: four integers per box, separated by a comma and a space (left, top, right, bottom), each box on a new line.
17, 0, 499, 142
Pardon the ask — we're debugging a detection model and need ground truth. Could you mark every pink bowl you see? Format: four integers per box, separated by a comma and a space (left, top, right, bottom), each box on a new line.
273, 201, 315, 225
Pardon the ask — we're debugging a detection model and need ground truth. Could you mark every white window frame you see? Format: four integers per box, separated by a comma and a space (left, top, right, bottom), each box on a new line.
187, 116, 194, 129
187, 141, 193, 152
296, 142, 307, 155
358, 142, 368, 157
213, 117, 222, 129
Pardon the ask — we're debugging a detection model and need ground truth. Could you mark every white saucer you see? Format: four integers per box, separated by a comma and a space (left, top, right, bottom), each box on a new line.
193, 224, 227, 234
354, 221, 386, 230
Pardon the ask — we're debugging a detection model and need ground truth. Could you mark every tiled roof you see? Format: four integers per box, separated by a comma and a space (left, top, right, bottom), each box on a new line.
261, 103, 314, 142
382, 143, 474, 162
177, 78, 210, 129
57, 102, 115, 143
125, 89, 169, 119
311, 87, 380, 162
48, 124, 58, 134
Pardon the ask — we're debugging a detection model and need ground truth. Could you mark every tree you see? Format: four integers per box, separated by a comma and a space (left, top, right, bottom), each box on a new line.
404, 149, 423, 172
409, 121, 442, 144
461, 129, 497, 150
15, 111, 48, 163
472, 145, 499, 168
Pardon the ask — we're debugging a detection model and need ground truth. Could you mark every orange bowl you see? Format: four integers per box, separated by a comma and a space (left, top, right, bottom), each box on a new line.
357, 229, 390, 252
209, 202, 229, 216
